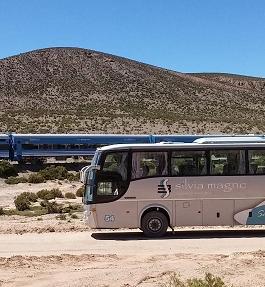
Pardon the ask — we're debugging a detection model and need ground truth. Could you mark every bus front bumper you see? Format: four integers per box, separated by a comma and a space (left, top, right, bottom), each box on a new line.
84, 205, 97, 228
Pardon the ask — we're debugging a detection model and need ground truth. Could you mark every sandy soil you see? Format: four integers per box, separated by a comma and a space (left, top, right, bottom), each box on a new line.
0, 178, 83, 209
1, 179, 265, 286
0, 230, 265, 287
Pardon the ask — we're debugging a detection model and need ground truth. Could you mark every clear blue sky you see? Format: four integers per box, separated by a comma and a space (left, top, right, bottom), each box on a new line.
0, 0, 265, 77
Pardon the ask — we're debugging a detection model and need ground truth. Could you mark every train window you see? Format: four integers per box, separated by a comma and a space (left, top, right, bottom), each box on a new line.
22, 144, 39, 150
40, 144, 53, 150
0, 144, 9, 150
53, 144, 66, 149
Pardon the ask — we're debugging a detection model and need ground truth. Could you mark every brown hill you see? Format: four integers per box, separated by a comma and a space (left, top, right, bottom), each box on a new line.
0, 47, 265, 134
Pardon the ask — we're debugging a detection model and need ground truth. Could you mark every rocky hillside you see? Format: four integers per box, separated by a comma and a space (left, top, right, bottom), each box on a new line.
0, 47, 265, 134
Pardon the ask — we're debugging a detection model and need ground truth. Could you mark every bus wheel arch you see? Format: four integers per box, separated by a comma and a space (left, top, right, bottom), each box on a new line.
140, 207, 170, 237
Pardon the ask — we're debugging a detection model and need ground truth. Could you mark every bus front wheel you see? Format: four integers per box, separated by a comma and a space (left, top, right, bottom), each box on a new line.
141, 211, 168, 237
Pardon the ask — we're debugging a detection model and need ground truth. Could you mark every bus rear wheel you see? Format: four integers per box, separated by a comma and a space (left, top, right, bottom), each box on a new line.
141, 211, 168, 237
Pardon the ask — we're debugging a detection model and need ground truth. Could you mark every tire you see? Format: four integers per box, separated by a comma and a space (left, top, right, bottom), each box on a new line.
141, 211, 168, 238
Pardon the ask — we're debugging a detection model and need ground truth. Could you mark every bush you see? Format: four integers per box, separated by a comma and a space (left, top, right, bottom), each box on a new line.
0, 161, 17, 178
28, 173, 45, 183
14, 196, 30, 211
56, 214, 67, 220
37, 188, 64, 200
37, 189, 55, 200
162, 273, 227, 287
71, 214, 78, 219
76, 187, 85, 197
67, 172, 80, 182
22, 192, 38, 202
51, 188, 64, 198
40, 200, 63, 214
0, 207, 5, 216
14, 192, 38, 211
5, 176, 28, 184
39, 165, 69, 180
65, 192, 76, 199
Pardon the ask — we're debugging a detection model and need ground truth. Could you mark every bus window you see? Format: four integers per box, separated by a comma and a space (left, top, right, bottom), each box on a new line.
210, 150, 245, 175
248, 150, 265, 174
131, 152, 167, 179
96, 152, 128, 199
171, 151, 207, 176
102, 152, 128, 181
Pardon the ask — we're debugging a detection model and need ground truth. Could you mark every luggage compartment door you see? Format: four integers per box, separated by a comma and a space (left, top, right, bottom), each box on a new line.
203, 199, 234, 226
175, 200, 202, 226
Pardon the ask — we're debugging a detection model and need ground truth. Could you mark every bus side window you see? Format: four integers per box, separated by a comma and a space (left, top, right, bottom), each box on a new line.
131, 152, 168, 179
248, 150, 265, 175
210, 150, 245, 175
102, 152, 128, 181
171, 151, 207, 176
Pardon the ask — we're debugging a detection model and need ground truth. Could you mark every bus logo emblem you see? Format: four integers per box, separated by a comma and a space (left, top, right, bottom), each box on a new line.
158, 179, 171, 198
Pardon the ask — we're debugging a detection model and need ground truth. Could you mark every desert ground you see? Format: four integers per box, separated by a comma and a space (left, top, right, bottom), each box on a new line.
1, 178, 265, 287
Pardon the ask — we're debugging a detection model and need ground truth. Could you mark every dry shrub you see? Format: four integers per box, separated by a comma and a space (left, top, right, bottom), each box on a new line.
65, 192, 76, 199
5, 176, 28, 184
76, 187, 85, 197
28, 173, 45, 183
0, 161, 17, 178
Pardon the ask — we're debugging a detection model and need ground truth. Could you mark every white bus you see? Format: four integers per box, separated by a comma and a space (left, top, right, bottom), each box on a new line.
81, 137, 265, 237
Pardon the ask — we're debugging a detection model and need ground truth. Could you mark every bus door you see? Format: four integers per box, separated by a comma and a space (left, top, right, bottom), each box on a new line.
94, 151, 138, 228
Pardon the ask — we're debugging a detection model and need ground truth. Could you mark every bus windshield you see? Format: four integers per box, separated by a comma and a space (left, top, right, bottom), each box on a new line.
84, 151, 129, 204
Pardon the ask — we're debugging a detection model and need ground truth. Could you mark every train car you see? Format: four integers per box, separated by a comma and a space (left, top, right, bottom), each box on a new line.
0, 134, 10, 159
11, 134, 152, 161
6, 133, 259, 161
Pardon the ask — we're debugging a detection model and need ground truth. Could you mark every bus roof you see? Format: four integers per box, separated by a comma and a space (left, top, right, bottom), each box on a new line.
98, 141, 265, 152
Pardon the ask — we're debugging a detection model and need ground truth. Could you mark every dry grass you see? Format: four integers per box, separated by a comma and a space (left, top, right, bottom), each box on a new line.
0, 47, 265, 134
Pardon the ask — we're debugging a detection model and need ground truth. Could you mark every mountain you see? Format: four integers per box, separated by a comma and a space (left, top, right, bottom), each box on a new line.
0, 47, 265, 134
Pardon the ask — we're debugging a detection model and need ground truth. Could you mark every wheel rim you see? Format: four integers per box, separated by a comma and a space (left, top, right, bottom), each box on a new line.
148, 218, 162, 233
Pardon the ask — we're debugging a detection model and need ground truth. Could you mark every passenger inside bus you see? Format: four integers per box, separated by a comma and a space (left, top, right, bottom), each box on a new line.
178, 160, 197, 176
222, 153, 240, 175
141, 164, 150, 177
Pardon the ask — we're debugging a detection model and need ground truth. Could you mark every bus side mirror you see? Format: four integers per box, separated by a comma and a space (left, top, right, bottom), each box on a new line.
80, 165, 100, 184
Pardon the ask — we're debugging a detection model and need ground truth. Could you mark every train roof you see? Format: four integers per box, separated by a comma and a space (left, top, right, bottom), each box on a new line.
12, 133, 150, 137
0, 134, 9, 140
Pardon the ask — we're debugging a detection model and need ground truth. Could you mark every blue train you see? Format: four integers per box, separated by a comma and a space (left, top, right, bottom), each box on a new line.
0, 133, 259, 161
0, 133, 206, 161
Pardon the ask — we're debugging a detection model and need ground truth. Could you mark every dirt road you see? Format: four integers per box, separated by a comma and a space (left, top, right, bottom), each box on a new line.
1, 229, 265, 257
1, 229, 265, 287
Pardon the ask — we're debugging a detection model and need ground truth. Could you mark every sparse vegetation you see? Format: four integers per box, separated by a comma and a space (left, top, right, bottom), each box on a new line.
0, 207, 5, 216
5, 205, 48, 217
0, 161, 17, 178
1, 48, 265, 134
65, 192, 76, 199
37, 188, 64, 200
14, 192, 38, 210
5, 176, 28, 184
56, 214, 67, 220
62, 203, 82, 214
76, 186, 85, 197
39, 166, 68, 180
40, 200, 63, 214
28, 173, 45, 183
162, 273, 228, 287
14, 195, 30, 211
